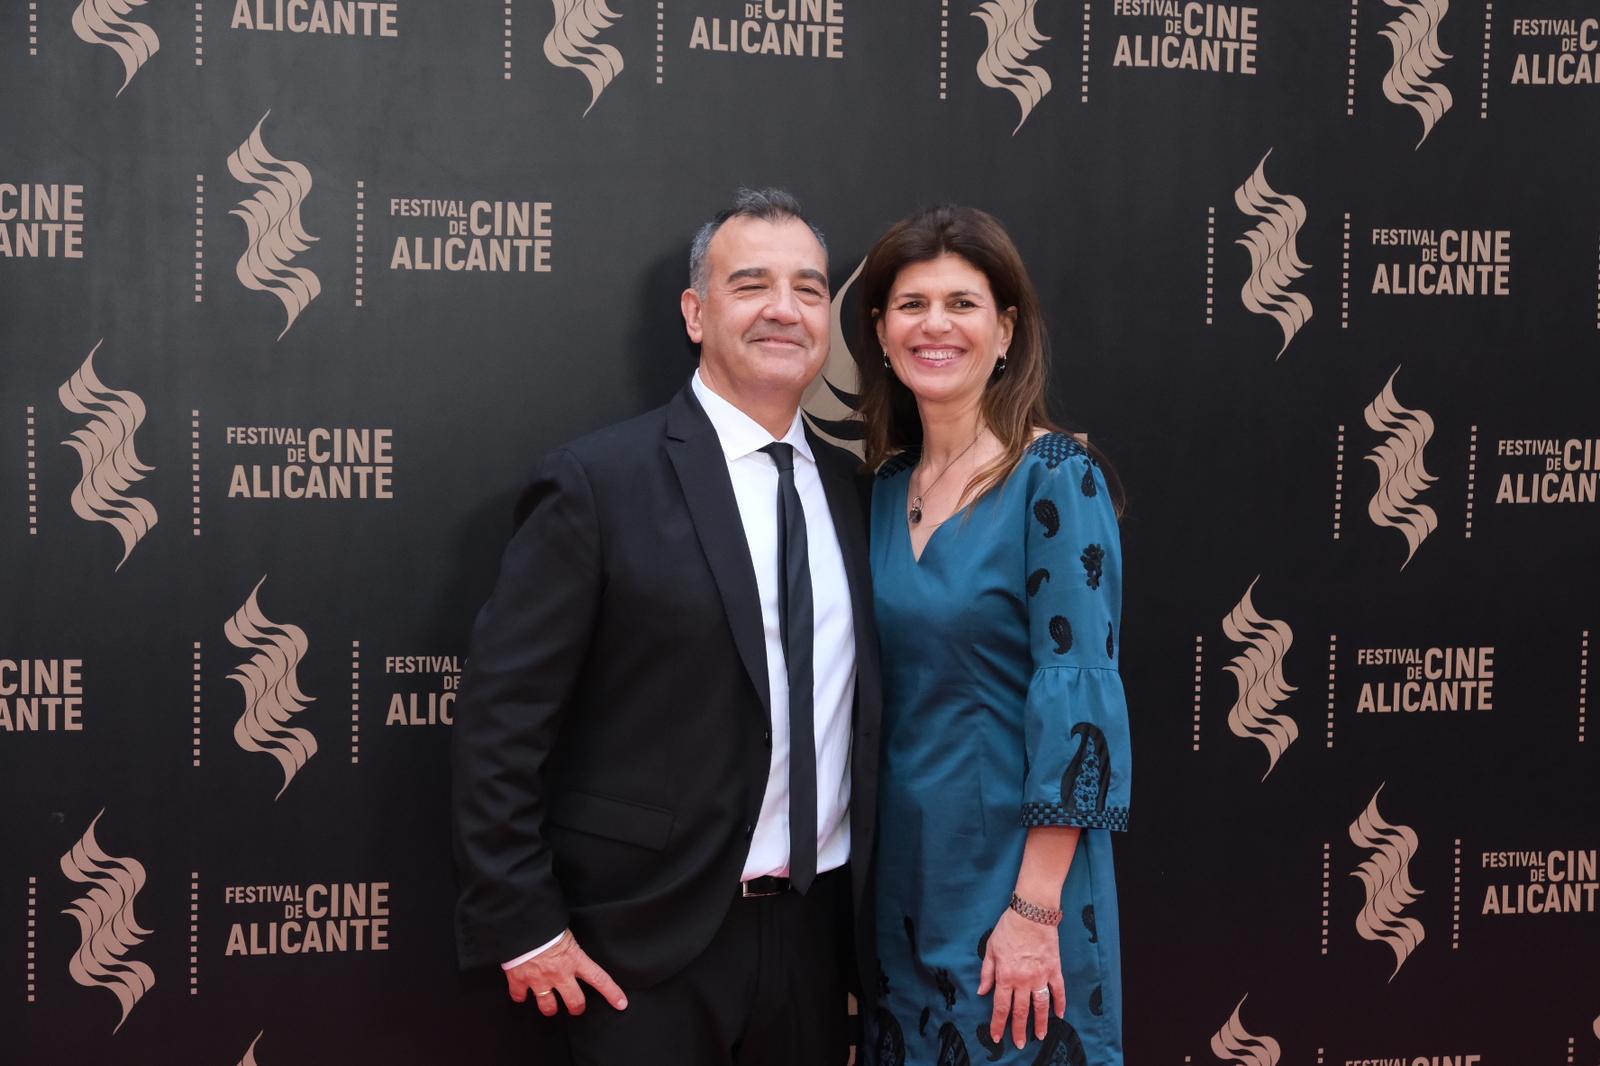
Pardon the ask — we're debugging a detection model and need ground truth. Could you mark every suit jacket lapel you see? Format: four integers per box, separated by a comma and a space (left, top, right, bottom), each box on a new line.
805, 425, 875, 673
805, 425, 883, 925
665, 385, 772, 723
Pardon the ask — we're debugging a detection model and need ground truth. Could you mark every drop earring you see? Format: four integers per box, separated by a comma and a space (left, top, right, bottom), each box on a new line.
882, 347, 891, 369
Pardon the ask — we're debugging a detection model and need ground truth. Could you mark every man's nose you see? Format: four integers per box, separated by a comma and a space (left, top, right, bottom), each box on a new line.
761, 284, 803, 323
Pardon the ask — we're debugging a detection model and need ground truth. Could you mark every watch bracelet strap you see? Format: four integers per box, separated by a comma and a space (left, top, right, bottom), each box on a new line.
1009, 892, 1064, 927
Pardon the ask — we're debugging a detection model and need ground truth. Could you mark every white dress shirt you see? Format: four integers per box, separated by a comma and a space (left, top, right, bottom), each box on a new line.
504, 370, 856, 970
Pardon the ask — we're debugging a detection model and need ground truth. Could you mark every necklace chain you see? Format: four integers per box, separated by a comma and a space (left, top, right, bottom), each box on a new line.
909, 432, 982, 526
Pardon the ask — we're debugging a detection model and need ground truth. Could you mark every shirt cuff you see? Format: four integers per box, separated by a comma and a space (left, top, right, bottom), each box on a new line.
501, 930, 567, 970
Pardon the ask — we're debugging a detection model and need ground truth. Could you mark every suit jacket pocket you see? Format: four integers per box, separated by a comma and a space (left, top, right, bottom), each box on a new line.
548, 789, 675, 851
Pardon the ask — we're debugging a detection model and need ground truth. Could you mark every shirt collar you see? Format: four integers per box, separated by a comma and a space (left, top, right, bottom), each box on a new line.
691, 369, 814, 465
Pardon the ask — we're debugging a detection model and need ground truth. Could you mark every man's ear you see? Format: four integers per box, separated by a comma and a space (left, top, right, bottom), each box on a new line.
681, 288, 704, 344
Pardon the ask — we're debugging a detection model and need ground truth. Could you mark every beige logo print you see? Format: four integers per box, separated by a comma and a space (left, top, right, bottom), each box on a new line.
228, 111, 321, 340
1210, 995, 1281, 1066
1222, 577, 1298, 781
545, 0, 625, 116
236, 1031, 266, 1066
1364, 366, 1436, 570
227, 576, 317, 800
59, 809, 155, 1033
802, 256, 866, 456
1380, 0, 1453, 149
59, 340, 158, 571
72, 0, 160, 97
973, 0, 1053, 134
1349, 782, 1426, 980
1235, 149, 1312, 359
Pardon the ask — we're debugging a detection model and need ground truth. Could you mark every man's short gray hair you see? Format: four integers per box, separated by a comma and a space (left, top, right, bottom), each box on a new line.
688, 187, 828, 296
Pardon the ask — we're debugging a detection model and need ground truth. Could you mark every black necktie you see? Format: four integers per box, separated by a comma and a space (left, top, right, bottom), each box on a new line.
760, 442, 817, 893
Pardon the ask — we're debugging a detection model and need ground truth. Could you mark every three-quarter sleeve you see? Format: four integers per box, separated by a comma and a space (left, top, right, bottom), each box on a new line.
1019, 445, 1132, 831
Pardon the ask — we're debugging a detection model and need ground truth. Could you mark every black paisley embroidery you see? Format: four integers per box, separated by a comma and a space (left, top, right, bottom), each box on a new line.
973, 1024, 1004, 1062
1027, 568, 1051, 596
976, 929, 991, 962
1080, 544, 1104, 589
1060, 722, 1111, 816
1080, 464, 1097, 497
1031, 1016, 1089, 1066
1033, 499, 1060, 539
1106, 622, 1115, 659
936, 1022, 973, 1066
875, 1008, 907, 1066
1082, 905, 1098, 943
934, 968, 958, 1010
1089, 984, 1103, 1016
919, 1006, 932, 1037
1049, 616, 1073, 654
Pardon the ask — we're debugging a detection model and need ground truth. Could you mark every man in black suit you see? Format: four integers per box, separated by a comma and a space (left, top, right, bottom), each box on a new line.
452, 188, 879, 1064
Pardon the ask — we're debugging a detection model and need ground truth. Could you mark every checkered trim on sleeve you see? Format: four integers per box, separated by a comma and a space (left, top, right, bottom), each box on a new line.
1020, 802, 1129, 832
1024, 433, 1088, 469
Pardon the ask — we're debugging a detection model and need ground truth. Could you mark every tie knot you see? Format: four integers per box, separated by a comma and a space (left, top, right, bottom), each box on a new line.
760, 442, 795, 473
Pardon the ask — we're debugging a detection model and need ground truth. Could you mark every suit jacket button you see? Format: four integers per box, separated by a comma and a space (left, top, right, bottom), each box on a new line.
744, 823, 755, 838
763, 731, 772, 747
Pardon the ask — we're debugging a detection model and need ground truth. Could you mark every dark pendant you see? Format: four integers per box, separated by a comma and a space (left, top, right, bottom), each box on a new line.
909, 497, 924, 524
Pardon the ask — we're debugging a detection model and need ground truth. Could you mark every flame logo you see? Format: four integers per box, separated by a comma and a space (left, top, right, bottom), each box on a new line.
1380, 0, 1453, 149
228, 111, 321, 340
226, 576, 317, 800
1210, 995, 1281, 1066
802, 256, 866, 454
59, 340, 158, 571
1349, 783, 1426, 980
1221, 577, 1298, 781
1235, 149, 1313, 359
545, 0, 625, 116
1364, 366, 1437, 570
236, 1031, 266, 1066
973, 0, 1053, 135
72, 0, 160, 97
59, 809, 155, 1033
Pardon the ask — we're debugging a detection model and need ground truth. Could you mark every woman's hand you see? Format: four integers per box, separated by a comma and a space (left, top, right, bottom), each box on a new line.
977, 905, 1065, 1049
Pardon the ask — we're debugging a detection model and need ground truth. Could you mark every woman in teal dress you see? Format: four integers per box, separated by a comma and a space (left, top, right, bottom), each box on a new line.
854, 206, 1130, 1066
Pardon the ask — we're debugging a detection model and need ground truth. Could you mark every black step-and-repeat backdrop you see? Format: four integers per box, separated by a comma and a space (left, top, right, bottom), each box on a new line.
4, 1, 1598, 1064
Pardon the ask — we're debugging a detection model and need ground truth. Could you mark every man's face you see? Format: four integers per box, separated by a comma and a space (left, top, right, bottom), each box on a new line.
681, 216, 830, 411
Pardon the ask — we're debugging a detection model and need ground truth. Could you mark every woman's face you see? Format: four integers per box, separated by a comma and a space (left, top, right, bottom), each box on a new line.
876, 253, 1016, 411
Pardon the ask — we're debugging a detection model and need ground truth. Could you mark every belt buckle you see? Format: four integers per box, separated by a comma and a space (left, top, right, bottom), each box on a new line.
741, 876, 788, 898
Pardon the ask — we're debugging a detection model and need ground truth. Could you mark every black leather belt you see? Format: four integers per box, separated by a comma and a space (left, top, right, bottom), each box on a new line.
740, 867, 843, 898
740, 875, 791, 898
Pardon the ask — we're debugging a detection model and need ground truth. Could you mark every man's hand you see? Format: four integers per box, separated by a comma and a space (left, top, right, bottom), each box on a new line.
505, 931, 629, 1017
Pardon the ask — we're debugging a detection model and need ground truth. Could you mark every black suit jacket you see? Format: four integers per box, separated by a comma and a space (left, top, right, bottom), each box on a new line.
452, 383, 881, 991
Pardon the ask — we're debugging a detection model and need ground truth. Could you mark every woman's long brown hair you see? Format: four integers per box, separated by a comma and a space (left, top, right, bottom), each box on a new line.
853, 203, 1124, 516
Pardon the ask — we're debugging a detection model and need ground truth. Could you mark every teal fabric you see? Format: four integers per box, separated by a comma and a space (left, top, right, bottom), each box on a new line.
866, 434, 1129, 1066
